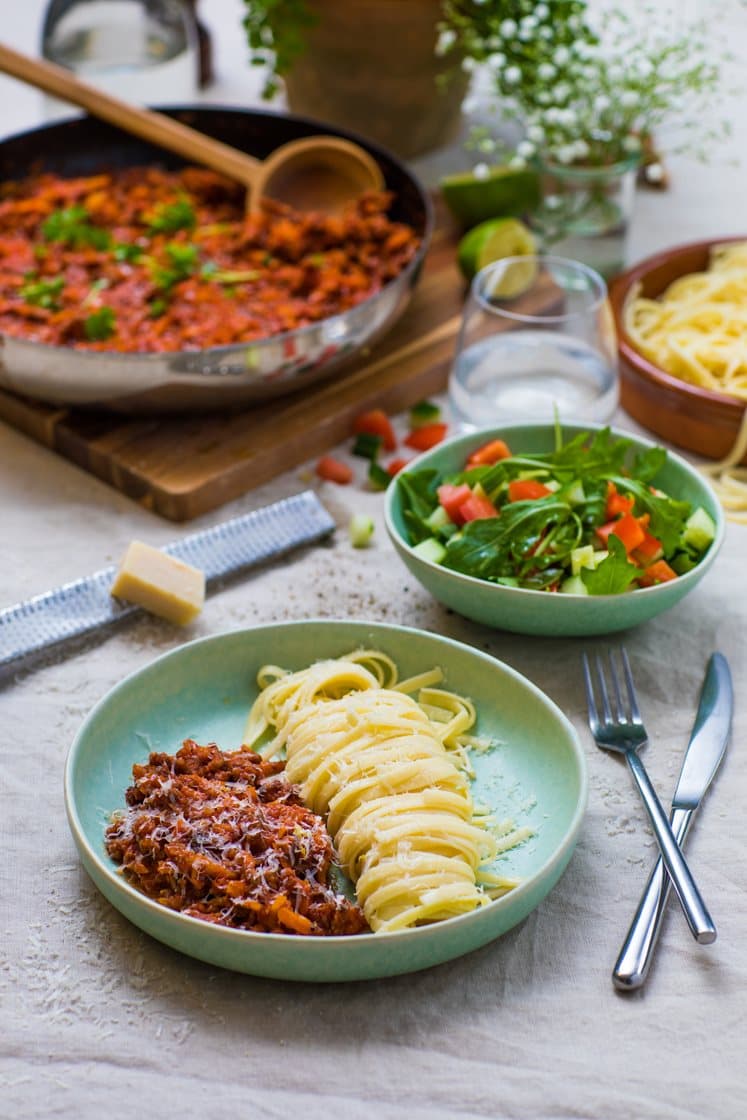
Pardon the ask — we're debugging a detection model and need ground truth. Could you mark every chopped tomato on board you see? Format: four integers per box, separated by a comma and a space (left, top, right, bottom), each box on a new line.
316, 455, 353, 484
386, 457, 410, 476
404, 423, 448, 451
352, 409, 397, 451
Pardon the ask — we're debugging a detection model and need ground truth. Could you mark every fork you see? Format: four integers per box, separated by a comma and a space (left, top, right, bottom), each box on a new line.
582, 648, 716, 945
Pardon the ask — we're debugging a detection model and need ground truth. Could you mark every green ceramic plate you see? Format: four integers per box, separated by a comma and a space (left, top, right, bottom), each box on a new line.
384, 423, 725, 636
65, 620, 586, 982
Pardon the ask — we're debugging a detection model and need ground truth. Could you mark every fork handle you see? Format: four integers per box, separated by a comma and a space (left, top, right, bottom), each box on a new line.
626, 752, 716, 945
612, 806, 693, 989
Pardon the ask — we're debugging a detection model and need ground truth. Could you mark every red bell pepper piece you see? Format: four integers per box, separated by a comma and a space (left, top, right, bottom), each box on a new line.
459, 494, 499, 522
352, 408, 396, 451
438, 483, 472, 524
404, 422, 448, 451
466, 438, 512, 468
507, 479, 552, 502
637, 559, 678, 587
605, 481, 635, 519
631, 529, 664, 566
596, 512, 645, 553
315, 455, 353, 484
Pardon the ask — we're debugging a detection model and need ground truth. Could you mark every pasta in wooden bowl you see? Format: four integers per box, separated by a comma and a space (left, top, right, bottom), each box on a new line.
610, 237, 747, 464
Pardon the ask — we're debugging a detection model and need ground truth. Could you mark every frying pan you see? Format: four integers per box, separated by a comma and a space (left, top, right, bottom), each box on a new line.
0, 106, 432, 412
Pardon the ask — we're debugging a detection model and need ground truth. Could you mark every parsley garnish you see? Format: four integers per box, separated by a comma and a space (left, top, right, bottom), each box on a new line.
41, 206, 111, 251
84, 306, 116, 341
145, 197, 196, 234
152, 242, 200, 291
19, 275, 64, 310
113, 242, 144, 263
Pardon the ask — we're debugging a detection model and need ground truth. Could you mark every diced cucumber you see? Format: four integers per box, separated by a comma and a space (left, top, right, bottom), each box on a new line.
593, 549, 609, 567
425, 505, 453, 532
495, 577, 520, 587
560, 574, 590, 595
682, 507, 716, 553
412, 537, 446, 564
570, 545, 595, 576
671, 551, 699, 575
560, 479, 585, 506
349, 514, 375, 548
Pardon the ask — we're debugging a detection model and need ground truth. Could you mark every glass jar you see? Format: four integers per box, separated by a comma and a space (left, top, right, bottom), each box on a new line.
41, 0, 199, 106
528, 157, 640, 279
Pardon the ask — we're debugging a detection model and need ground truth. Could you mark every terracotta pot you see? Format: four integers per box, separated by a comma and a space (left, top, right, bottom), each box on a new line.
282, 0, 469, 159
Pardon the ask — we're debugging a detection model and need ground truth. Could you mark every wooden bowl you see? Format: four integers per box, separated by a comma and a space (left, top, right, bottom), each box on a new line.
609, 237, 746, 461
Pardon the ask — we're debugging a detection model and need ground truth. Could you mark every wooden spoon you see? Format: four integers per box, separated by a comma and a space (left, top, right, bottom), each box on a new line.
0, 42, 385, 213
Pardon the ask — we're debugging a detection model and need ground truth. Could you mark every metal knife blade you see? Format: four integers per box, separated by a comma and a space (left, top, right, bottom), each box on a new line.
613, 652, 733, 990
0, 489, 335, 675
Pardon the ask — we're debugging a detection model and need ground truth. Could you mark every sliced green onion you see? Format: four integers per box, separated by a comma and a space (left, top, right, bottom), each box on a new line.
353, 432, 383, 460
367, 461, 391, 491
409, 399, 441, 429
349, 514, 375, 548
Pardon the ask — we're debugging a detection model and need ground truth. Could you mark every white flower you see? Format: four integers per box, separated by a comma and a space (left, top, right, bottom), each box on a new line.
636, 58, 654, 78
504, 66, 522, 85
623, 134, 642, 152
555, 145, 576, 164
594, 94, 611, 112
553, 46, 571, 67
461, 57, 477, 73
645, 162, 665, 182
537, 90, 553, 104
574, 41, 596, 60
488, 52, 506, 69
508, 156, 527, 170
573, 139, 590, 159
435, 29, 456, 56
521, 15, 537, 30
554, 82, 571, 101
620, 90, 639, 108
472, 162, 490, 180
540, 26, 554, 40
517, 140, 536, 159
518, 26, 535, 41
478, 136, 497, 153
538, 62, 556, 80
500, 19, 518, 38
527, 124, 545, 142
535, 3, 549, 20
544, 194, 562, 210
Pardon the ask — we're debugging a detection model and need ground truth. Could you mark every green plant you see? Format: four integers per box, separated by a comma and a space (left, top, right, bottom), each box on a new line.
242, 0, 319, 98
439, 1, 728, 168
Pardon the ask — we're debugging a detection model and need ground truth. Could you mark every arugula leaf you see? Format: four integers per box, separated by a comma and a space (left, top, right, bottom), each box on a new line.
42, 206, 111, 251
606, 473, 690, 553
581, 536, 639, 594
396, 469, 440, 545
632, 445, 667, 483
84, 306, 116, 341
443, 499, 579, 582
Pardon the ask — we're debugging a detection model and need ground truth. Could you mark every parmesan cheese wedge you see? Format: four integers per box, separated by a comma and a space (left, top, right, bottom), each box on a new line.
111, 540, 205, 625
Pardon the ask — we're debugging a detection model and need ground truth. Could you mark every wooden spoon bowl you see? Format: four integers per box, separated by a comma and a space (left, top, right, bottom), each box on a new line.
0, 41, 385, 212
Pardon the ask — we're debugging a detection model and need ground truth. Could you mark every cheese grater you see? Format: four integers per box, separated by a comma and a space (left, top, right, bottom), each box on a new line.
0, 490, 335, 672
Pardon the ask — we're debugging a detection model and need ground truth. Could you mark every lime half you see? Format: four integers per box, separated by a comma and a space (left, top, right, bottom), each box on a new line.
457, 217, 537, 295
441, 165, 541, 228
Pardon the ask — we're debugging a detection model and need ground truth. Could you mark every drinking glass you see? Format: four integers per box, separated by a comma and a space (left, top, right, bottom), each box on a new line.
449, 255, 619, 430
41, 0, 199, 109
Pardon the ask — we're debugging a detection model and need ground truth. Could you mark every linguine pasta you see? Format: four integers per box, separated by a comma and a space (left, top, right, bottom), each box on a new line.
624, 241, 747, 398
243, 650, 528, 933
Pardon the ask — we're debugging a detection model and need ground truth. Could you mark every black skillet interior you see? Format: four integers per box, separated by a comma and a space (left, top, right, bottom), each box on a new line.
0, 105, 432, 238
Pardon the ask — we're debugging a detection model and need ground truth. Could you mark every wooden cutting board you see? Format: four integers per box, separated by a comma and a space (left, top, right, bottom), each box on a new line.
0, 199, 552, 521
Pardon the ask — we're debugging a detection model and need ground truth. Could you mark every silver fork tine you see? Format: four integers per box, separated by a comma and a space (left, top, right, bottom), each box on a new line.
621, 647, 642, 724
596, 653, 612, 724
608, 649, 626, 723
581, 653, 598, 726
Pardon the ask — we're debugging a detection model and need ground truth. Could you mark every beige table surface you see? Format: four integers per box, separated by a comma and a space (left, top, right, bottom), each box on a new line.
1, 3, 746, 1118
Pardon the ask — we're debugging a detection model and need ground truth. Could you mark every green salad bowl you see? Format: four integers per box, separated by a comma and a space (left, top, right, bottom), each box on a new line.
384, 422, 725, 637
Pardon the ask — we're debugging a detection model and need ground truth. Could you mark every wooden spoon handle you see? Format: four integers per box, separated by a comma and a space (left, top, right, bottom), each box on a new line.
0, 42, 261, 187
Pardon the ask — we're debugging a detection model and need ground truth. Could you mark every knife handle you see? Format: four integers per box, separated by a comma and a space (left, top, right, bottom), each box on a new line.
613, 806, 694, 990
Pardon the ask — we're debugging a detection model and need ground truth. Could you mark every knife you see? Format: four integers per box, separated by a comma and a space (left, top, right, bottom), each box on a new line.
613, 652, 733, 990
0, 489, 335, 676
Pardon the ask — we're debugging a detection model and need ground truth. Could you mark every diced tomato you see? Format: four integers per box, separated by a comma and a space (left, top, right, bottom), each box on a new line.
637, 559, 678, 587
459, 494, 499, 521
631, 529, 664, 566
352, 408, 396, 451
605, 481, 634, 519
315, 455, 353, 484
466, 438, 512, 468
404, 422, 448, 451
438, 483, 472, 524
507, 479, 552, 502
386, 457, 410, 476
596, 512, 645, 553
